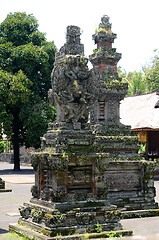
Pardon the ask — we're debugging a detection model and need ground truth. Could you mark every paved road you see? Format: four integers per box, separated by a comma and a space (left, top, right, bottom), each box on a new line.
0, 162, 159, 240
0, 162, 34, 236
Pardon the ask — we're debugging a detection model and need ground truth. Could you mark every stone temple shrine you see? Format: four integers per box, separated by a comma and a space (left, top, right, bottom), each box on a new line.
9, 16, 157, 239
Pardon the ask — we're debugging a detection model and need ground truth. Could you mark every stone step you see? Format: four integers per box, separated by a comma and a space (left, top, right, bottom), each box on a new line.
121, 208, 159, 219
9, 222, 133, 240
29, 198, 111, 210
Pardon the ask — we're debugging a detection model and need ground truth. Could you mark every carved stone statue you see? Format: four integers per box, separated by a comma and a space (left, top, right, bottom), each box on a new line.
51, 26, 98, 130
51, 55, 97, 130
99, 15, 112, 30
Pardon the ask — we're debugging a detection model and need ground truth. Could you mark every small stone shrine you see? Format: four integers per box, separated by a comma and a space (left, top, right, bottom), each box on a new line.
10, 24, 132, 239
0, 178, 12, 192
89, 15, 157, 210
0, 178, 5, 191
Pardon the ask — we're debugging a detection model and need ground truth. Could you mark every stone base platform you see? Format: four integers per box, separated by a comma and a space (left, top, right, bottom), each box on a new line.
9, 223, 133, 240
10, 198, 132, 239
121, 208, 159, 219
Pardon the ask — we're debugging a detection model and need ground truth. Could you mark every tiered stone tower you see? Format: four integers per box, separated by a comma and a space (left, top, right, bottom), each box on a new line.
9, 25, 132, 240
89, 15, 157, 210
89, 15, 129, 133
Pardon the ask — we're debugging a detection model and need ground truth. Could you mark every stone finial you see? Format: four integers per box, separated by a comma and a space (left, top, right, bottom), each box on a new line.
66, 25, 81, 44
99, 15, 112, 30
91, 15, 116, 45
56, 25, 84, 58
90, 15, 120, 72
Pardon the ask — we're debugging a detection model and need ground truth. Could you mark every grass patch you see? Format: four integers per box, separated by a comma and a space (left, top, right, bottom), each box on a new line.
1, 232, 27, 240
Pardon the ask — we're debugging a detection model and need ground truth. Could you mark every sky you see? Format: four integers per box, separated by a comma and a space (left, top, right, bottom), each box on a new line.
1, 0, 159, 72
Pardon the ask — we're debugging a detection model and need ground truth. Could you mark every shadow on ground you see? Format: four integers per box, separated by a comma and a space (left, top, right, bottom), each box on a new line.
0, 228, 8, 234
0, 168, 34, 175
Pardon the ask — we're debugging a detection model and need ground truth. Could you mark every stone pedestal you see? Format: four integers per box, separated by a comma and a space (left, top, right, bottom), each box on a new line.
10, 128, 130, 239
18, 127, 125, 238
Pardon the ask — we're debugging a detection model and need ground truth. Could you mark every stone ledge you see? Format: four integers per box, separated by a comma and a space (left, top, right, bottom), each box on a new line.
121, 208, 159, 219
0, 188, 12, 192
9, 223, 133, 240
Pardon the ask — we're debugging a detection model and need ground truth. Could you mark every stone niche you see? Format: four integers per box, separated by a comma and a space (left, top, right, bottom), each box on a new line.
9, 24, 132, 239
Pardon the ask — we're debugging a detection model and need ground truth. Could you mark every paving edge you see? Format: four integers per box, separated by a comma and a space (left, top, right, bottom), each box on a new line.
9, 223, 133, 240
121, 208, 159, 219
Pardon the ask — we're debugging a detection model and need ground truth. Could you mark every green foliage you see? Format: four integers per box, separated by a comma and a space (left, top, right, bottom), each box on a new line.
0, 69, 32, 105
82, 234, 89, 239
119, 69, 148, 96
93, 47, 103, 55
107, 231, 122, 238
0, 12, 39, 46
10, 43, 50, 97
0, 42, 13, 69
0, 141, 7, 153
138, 143, 146, 154
0, 69, 32, 144
118, 49, 159, 96
0, 41, 56, 98
126, 71, 148, 96
142, 50, 159, 92
94, 223, 102, 233
0, 232, 26, 240
95, 26, 112, 34
0, 106, 13, 139
20, 101, 56, 148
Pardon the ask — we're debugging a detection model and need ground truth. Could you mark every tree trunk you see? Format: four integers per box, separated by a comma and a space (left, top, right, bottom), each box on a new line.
13, 110, 20, 171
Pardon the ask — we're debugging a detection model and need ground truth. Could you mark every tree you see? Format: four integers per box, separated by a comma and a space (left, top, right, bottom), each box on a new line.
118, 68, 149, 96
125, 71, 148, 96
0, 12, 56, 170
0, 69, 32, 170
143, 50, 159, 92
118, 49, 159, 96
